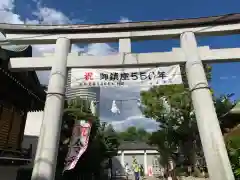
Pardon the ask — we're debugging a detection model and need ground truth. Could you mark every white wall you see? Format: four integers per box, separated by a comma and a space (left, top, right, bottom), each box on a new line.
21, 111, 43, 160
112, 149, 160, 176
23, 111, 43, 137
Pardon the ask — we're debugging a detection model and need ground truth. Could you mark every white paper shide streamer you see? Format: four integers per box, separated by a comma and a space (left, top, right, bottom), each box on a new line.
63, 120, 92, 172
111, 100, 121, 114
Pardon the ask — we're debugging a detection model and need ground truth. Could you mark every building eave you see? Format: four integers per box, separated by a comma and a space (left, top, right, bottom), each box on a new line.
0, 32, 29, 52
221, 101, 240, 120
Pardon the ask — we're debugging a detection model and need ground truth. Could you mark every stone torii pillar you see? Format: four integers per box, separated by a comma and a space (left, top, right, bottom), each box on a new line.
31, 37, 71, 180
181, 32, 234, 180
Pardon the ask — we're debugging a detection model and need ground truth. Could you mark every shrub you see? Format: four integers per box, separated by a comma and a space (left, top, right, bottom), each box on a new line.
226, 136, 240, 178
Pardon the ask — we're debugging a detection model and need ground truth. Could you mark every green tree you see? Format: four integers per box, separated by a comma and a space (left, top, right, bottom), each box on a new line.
58, 98, 120, 178
140, 81, 235, 175
226, 136, 240, 178
141, 85, 199, 166
118, 126, 151, 142
149, 127, 179, 176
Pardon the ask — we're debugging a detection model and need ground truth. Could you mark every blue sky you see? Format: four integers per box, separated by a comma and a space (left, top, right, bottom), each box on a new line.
16, 0, 239, 23
1, 0, 240, 130
15, 0, 240, 98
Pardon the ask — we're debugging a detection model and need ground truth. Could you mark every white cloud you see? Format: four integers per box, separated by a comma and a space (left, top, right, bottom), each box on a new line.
0, 2, 157, 132
111, 115, 159, 132
119, 16, 132, 23
0, 0, 22, 24
32, 7, 71, 25
219, 76, 237, 80
86, 43, 116, 55
100, 86, 158, 132
0, 0, 14, 11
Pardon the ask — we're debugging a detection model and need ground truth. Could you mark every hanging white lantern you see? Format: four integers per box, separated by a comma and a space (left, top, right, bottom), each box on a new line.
111, 100, 120, 114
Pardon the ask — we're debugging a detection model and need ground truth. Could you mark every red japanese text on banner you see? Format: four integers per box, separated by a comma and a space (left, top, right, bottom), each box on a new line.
63, 120, 92, 172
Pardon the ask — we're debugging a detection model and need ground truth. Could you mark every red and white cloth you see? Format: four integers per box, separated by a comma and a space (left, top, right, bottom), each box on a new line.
63, 120, 92, 172
148, 166, 153, 176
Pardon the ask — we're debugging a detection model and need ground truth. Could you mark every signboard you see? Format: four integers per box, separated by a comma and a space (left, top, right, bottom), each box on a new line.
70, 65, 182, 88
63, 120, 92, 172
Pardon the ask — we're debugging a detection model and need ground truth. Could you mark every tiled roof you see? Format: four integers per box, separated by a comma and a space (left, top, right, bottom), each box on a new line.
229, 101, 240, 115
118, 141, 158, 151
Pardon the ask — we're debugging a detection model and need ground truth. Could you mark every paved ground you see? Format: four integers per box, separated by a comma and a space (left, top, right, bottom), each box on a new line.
114, 175, 209, 180
178, 177, 209, 180
124, 175, 159, 180
113, 175, 209, 180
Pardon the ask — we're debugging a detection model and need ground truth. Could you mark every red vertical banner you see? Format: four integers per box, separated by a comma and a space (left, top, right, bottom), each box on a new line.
63, 120, 92, 172
148, 166, 153, 176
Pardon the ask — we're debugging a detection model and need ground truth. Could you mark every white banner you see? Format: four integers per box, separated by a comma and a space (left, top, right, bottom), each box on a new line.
70, 65, 182, 88
63, 120, 92, 172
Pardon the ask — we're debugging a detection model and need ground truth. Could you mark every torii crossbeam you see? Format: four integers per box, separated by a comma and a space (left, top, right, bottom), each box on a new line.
9, 46, 240, 70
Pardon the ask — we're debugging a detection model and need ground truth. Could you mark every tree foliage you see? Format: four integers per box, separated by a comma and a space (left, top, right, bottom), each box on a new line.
58, 98, 120, 178
226, 136, 240, 178
117, 126, 151, 142
141, 84, 201, 171
140, 79, 235, 173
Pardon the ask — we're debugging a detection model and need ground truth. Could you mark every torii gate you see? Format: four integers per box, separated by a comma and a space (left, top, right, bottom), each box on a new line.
1, 13, 240, 180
